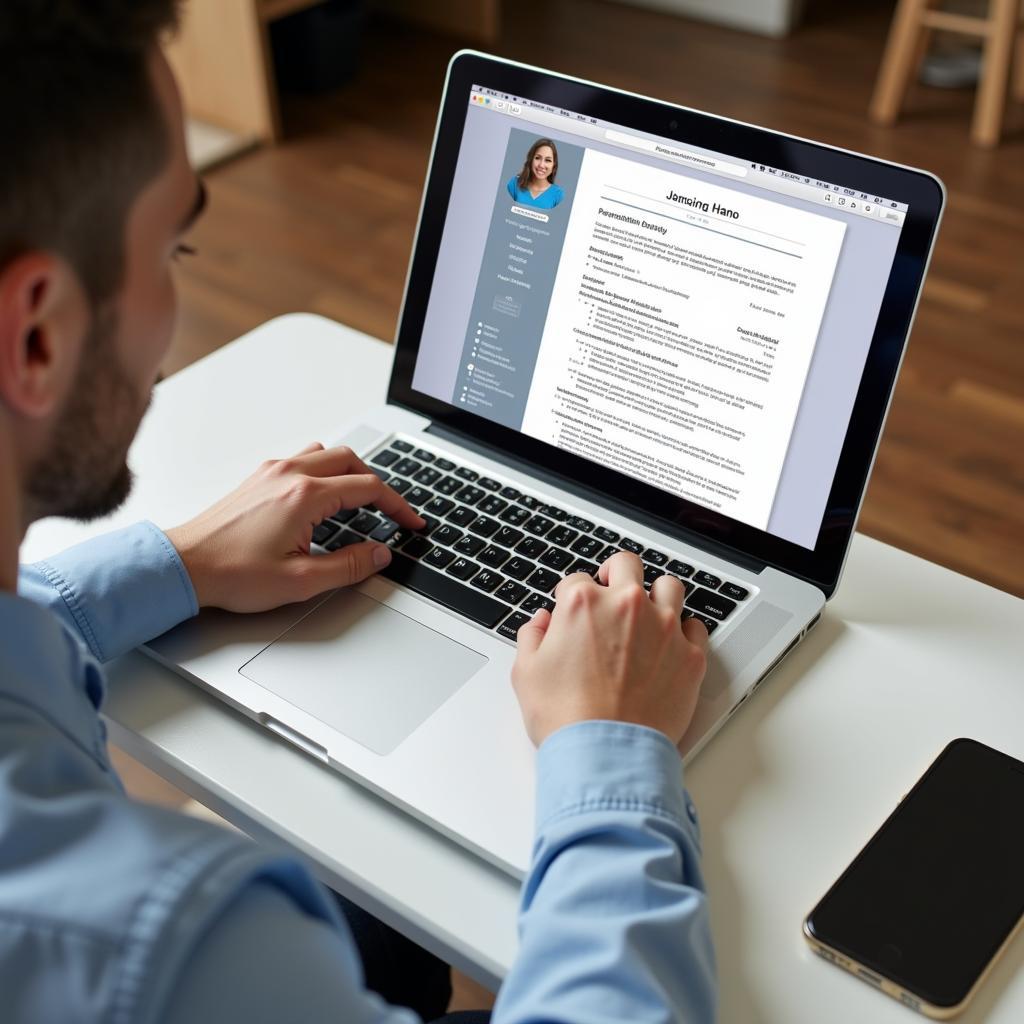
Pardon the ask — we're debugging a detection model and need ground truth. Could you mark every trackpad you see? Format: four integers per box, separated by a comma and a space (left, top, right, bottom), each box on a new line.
239, 591, 487, 755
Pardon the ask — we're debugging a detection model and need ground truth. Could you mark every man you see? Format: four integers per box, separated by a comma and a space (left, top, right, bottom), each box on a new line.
0, 2, 715, 1021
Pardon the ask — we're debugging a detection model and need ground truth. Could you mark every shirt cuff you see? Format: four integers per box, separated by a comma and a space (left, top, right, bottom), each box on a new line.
23, 521, 199, 662
535, 720, 699, 842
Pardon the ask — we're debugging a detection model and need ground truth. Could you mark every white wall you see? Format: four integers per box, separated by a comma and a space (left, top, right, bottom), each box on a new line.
608, 0, 807, 37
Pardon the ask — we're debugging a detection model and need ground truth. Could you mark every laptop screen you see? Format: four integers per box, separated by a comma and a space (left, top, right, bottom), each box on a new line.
391, 54, 942, 595
410, 85, 908, 551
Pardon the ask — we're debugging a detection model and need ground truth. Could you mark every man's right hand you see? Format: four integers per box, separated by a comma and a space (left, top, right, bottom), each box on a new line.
511, 552, 709, 747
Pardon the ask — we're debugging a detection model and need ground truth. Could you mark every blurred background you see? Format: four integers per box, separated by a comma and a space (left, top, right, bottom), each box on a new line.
164, 0, 1024, 602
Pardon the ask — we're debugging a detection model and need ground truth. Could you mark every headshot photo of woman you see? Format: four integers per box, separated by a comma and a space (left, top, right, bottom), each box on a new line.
506, 138, 565, 209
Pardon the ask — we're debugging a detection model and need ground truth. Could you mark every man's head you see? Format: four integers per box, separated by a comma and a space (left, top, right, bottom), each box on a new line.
0, 1, 204, 526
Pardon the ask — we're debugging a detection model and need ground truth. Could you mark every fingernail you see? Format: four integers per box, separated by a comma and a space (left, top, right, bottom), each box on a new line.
373, 545, 392, 568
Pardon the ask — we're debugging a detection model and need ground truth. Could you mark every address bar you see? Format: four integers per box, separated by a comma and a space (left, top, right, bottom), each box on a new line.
604, 129, 747, 177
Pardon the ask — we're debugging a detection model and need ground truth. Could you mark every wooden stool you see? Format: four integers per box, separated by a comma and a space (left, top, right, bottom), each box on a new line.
870, 0, 1024, 147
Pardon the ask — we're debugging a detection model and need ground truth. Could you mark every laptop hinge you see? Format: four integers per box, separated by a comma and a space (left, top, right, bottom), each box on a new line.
425, 422, 767, 575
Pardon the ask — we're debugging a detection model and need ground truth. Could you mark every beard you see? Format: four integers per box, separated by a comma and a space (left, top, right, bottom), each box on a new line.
25, 304, 149, 523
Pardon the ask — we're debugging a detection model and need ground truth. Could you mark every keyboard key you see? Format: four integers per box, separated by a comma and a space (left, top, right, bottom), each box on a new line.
401, 536, 433, 559
594, 526, 619, 543
405, 486, 433, 507
454, 535, 486, 557
477, 495, 508, 516
693, 571, 722, 589
455, 484, 485, 505
478, 545, 510, 569
349, 512, 380, 534
493, 526, 525, 549
540, 504, 568, 521
370, 468, 390, 483
642, 549, 668, 566
521, 592, 555, 615
431, 524, 463, 547
686, 587, 736, 620
495, 580, 529, 605
525, 567, 561, 593
566, 516, 594, 532
503, 556, 536, 581
683, 610, 718, 635
388, 478, 412, 496
393, 458, 421, 477
667, 560, 694, 578
470, 568, 504, 593
424, 546, 456, 569
514, 537, 547, 559
369, 518, 402, 542
497, 611, 531, 641
371, 449, 399, 468
325, 529, 362, 551
719, 582, 749, 600
446, 506, 476, 527
328, 507, 358, 525
499, 485, 521, 500
423, 496, 455, 517
539, 548, 574, 570
567, 559, 598, 577
571, 536, 603, 558
643, 564, 666, 588
454, 466, 479, 481
390, 439, 414, 453
595, 544, 619, 564
418, 516, 440, 536
525, 515, 555, 537
518, 494, 541, 510
435, 475, 463, 496
413, 448, 435, 462
413, 466, 441, 486
434, 457, 455, 472
499, 505, 531, 526
469, 515, 500, 538
312, 522, 338, 546
619, 538, 644, 554
446, 557, 480, 581
477, 477, 501, 492
546, 525, 579, 548
380, 555, 509, 628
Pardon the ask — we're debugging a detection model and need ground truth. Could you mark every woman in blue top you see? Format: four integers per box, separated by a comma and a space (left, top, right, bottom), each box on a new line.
507, 137, 565, 208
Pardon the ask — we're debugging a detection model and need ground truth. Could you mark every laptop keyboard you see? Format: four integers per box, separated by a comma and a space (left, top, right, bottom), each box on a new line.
312, 438, 753, 643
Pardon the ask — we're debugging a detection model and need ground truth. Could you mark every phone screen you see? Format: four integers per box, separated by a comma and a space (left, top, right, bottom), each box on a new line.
805, 738, 1024, 1011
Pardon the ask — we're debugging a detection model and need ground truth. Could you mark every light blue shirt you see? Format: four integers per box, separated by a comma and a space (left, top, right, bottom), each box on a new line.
506, 176, 565, 208
3, 521, 716, 1022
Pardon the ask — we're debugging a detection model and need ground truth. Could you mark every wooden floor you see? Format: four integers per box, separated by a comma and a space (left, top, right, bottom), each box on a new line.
167, 0, 1023, 599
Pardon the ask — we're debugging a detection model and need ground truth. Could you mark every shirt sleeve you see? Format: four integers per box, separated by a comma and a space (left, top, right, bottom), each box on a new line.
18, 521, 198, 662
493, 720, 716, 1024
161, 721, 714, 1024
161, 882, 418, 1024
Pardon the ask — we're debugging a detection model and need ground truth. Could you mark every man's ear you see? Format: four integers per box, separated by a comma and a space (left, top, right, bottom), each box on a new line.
0, 251, 89, 420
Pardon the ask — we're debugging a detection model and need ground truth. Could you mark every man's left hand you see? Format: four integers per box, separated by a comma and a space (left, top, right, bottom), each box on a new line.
165, 442, 423, 612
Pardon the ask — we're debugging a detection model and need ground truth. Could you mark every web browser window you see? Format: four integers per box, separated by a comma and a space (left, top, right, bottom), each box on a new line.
412, 87, 907, 549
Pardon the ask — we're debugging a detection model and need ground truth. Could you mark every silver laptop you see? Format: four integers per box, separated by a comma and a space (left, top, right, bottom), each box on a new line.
146, 52, 943, 877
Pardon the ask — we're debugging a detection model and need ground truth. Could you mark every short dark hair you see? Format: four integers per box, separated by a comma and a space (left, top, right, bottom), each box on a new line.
0, 1, 181, 307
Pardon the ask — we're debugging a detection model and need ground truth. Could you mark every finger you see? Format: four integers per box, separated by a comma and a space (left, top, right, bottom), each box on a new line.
515, 608, 551, 656
553, 569, 596, 603
650, 573, 686, 617
303, 539, 393, 594
597, 550, 644, 589
682, 616, 710, 650
326, 475, 424, 528
289, 444, 374, 478
291, 441, 325, 457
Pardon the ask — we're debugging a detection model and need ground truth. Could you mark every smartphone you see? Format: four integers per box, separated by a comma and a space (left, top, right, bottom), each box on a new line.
803, 738, 1024, 1018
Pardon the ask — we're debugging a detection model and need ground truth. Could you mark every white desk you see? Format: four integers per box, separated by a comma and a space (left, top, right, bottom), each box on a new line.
23, 315, 1024, 1022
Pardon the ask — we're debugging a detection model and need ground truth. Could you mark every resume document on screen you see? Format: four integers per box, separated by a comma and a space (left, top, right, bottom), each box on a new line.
512, 150, 846, 530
